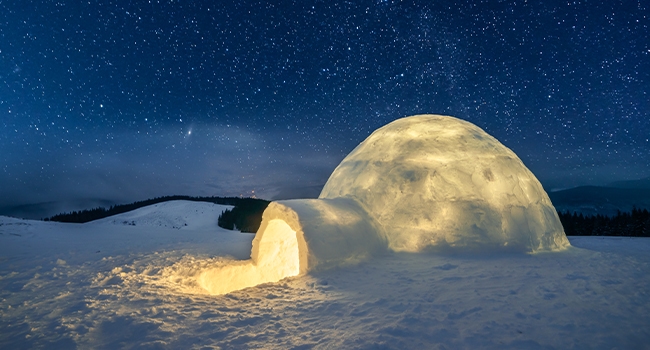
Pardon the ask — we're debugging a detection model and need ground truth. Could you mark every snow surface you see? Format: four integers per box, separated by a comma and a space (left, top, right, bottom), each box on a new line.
1, 200, 650, 349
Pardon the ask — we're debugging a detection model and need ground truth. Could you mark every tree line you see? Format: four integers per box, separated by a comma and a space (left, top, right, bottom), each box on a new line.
217, 200, 270, 233
45, 195, 270, 233
558, 208, 650, 237
44, 195, 650, 237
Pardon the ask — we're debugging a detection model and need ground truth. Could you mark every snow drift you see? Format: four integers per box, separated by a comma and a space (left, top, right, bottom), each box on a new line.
210, 115, 569, 294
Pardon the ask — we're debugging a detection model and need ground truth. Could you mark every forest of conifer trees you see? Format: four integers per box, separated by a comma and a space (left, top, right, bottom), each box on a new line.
558, 208, 650, 237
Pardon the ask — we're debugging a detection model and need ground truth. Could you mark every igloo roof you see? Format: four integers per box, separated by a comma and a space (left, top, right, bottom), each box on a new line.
320, 115, 569, 252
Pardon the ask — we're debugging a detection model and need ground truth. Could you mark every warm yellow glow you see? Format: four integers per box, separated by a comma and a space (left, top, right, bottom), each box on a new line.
311, 200, 361, 226
197, 219, 300, 295
320, 115, 570, 253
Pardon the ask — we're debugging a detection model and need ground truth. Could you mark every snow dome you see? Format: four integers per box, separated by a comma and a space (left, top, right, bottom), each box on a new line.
320, 114, 570, 252
204, 115, 569, 295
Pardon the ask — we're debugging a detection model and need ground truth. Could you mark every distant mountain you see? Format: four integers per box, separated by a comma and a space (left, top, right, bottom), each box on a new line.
548, 186, 650, 216
608, 176, 650, 189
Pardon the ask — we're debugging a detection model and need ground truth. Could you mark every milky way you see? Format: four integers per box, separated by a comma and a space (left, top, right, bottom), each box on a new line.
1, 0, 648, 216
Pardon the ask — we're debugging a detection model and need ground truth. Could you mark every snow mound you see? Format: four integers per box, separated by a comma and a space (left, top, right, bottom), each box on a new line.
90, 200, 231, 230
320, 115, 570, 253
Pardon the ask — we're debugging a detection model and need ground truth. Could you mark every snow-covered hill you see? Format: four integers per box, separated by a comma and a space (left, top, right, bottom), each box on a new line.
1, 200, 649, 348
89, 200, 231, 230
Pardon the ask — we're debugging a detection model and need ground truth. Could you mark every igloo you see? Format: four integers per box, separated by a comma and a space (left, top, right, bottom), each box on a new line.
200, 115, 569, 295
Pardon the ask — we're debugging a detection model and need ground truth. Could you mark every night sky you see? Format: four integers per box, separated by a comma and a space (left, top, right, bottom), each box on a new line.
1, 0, 649, 216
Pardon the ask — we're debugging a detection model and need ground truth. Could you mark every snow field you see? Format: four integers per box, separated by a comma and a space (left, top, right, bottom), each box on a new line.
1, 201, 649, 348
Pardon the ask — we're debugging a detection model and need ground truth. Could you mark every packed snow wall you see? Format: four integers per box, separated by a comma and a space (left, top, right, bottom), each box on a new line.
205, 115, 569, 294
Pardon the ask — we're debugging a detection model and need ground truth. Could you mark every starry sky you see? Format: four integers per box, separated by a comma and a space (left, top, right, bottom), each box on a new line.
1, 0, 649, 217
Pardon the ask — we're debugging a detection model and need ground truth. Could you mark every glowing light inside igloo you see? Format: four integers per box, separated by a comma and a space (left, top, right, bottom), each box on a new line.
197, 219, 300, 295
